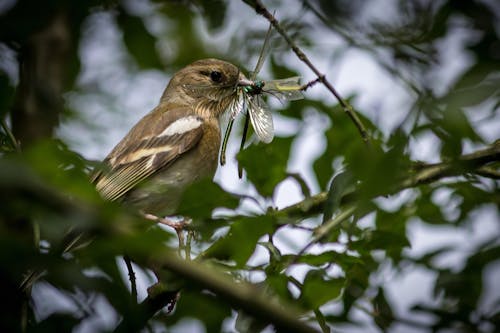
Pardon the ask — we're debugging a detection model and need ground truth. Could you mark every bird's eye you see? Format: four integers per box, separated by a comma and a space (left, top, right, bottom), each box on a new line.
210, 71, 222, 82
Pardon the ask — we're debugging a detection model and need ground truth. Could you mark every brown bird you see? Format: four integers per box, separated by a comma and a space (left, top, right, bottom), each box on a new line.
21, 60, 252, 295
92, 58, 250, 217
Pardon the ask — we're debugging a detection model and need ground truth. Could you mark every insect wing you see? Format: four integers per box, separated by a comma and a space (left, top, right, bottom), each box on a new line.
247, 95, 274, 143
228, 89, 245, 119
263, 77, 304, 101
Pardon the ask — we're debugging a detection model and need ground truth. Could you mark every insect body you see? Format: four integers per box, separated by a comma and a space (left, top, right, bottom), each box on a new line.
238, 77, 303, 144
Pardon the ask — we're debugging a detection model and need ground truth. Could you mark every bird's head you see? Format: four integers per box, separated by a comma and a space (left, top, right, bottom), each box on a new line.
160, 58, 251, 118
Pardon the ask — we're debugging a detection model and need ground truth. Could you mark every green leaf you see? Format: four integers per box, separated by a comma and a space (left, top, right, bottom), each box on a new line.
299, 269, 343, 309
352, 129, 411, 200
291, 251, 363, 269
414, 187, 449, 224
370, 208, 411, 262
202, 215, 274, 267
238, 136, 294, 197
22, 140, 100, 203
373, 287, 394, 330
265, 274, 293, 302
198, 0, 227, 31
450, 181, 496, 224
311, 99, 378, 190
323, 171, 354, 223
177, 178, 240, 218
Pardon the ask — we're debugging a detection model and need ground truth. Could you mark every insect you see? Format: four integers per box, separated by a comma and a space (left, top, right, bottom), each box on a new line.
220, 25, 304, 173
239, 76, 304, 143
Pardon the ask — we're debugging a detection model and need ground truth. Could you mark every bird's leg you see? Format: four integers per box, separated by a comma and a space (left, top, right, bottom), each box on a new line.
141, 213, 191, 254
185, 228, 195, 260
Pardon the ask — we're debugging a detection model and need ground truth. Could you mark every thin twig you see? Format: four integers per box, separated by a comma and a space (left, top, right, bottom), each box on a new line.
243, 0, 371, 144
476, 165, 500, 179
287, 205, 356, 268
314, 309, 331, 333
185, 231, 193, 260
124, 255, 137, 302
300, 76, 323, 91
1, 118, 21, 152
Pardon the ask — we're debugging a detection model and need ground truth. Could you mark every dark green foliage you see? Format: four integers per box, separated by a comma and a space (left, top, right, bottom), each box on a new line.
238, 136, 294, 197
203, 215, 274, 267
299, 269, 343, 309
177, 178, 240, 218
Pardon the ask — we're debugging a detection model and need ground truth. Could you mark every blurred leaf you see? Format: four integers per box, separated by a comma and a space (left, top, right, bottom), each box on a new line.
21, 140, 100, 203
371, 208, 410, 262
197, 0, 227, 31
291, 250, 363, 269
238, 136, 294, 197
323, 170, 354, 223
445, 70, 500, 109
270, 56, 302, 83
168, 290, 231, 332
259, 241, 283, 274
286, 172, 311, 198
354, 130, 411, 200
117, 8, 162, 69
202, 215, 274, 267
373, 287, 394, 330
311, 99, 379, 190
158, 4, 210, 65
450, 181, 497, 224
177, 178, 240, 218
235, 309, 269, 333
265, 273, 293, 302
435, 239, 500, 310
299, 269, 343, 309
414, 186, 449, 224
409, 245, 460, 280
340, 253, 376, 314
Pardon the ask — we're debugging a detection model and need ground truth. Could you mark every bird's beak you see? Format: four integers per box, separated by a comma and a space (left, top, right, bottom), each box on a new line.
237, 73, 254, 87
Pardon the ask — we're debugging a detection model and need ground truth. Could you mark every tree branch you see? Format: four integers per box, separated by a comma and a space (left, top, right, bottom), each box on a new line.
123, 255, 137, 302
113, 289, 178, 333
243, 0, 370, 144
115, 253, 319, 333
278, 141, 500, 219
11, 10, 70, 147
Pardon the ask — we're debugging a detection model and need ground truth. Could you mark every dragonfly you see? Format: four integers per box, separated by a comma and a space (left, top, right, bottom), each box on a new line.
220, 25, 304, 176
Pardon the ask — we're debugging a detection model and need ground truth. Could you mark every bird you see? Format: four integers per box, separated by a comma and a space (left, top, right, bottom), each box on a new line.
20, 59, 251, 295
91, 58, 250, 220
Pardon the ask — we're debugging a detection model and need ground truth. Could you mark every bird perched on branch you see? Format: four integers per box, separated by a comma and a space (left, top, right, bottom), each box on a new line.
20, 59, 250, 295
92, 59, 250, 218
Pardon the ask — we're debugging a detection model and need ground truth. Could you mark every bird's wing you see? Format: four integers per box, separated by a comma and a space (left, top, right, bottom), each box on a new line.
92, 107, 204, 201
